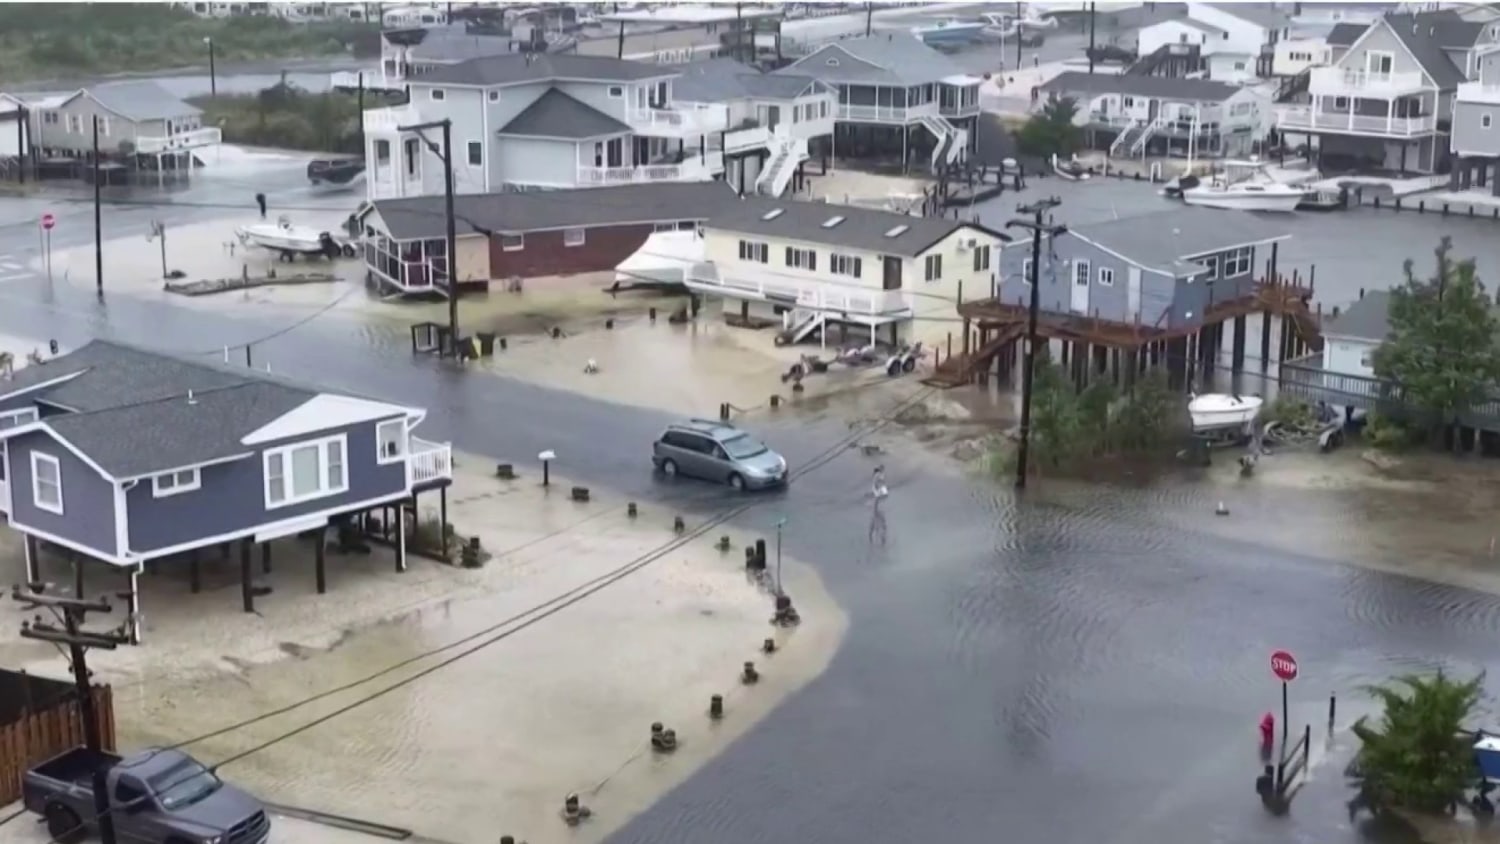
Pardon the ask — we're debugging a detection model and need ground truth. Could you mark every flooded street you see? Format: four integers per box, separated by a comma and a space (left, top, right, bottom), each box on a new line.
4, 150, 1500, 844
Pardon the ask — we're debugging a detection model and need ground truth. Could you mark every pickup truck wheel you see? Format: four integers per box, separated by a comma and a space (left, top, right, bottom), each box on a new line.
45, 803, 84, 844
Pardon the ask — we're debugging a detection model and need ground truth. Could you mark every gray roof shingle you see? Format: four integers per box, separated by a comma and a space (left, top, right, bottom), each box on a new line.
1323, 290, 1391, 341
0, 341, 325, 476
1067, 208, 1291, 274
497, 88, 630, 138
1382, 15, 1468, 88
368, 181, 738, 240
81, 81, 200, 121
1042, 71, 1241, 102
671, 58, 824, 103
705, 196, 1005, 257
1202, 3, 1292, 30
1327, 22, 1368, 47
403, 24, 523, 63
413, 53, 676, 87
781, 34, 966, 86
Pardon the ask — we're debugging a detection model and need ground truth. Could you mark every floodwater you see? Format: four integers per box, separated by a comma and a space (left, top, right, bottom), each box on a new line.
6, 145, 1500, 844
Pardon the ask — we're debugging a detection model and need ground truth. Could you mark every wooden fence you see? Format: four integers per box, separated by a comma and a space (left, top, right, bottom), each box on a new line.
0, 684, 115, 805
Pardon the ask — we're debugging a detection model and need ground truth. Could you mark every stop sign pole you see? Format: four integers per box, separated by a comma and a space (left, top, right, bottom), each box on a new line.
39, 212, 55, 280
1271, 649, 1298, 756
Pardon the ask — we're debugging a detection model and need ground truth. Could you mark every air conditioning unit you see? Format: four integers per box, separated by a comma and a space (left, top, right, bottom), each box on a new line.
957, 237, 977, 250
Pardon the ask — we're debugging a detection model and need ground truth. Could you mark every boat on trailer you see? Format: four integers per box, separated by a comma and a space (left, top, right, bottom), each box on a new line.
1189, 393, 1264, 433
236, 216, 356, 262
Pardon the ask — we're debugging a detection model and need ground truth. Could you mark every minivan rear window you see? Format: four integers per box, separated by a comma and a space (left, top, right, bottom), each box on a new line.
721, 435, 767, 459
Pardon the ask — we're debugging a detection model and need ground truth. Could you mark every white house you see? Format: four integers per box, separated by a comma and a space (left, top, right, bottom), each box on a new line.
1039, 72, 1269, 159
1272, 36, 1332, 77
686, 197, 1007, 347
1319, 290, 1388, 379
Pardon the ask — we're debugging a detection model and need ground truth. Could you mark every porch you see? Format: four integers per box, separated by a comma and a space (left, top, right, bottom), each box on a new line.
836, 82, 941, 124
574, 134, 723, 186
365, 233, 450, 295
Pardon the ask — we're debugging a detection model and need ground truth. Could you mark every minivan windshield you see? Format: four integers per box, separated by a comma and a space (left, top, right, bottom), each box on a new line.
721, 435, 768, 459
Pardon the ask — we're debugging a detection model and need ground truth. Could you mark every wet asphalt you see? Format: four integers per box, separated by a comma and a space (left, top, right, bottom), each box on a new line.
3, 142, 1500, 843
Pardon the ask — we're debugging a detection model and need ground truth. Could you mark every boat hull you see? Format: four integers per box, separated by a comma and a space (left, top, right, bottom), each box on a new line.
1189, 395, 1264, 432
1180, 189, 1304, 212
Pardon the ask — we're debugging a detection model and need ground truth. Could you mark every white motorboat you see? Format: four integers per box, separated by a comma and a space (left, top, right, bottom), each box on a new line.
1052, 153, 1090, 181
1171, 173, 1305, 212
911, 16, 988, 47
236, 216, 354, 261
1189, 393, 1264, 432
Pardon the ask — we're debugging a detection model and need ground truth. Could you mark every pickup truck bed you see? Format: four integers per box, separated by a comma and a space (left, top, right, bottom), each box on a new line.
29, 747, 121, 789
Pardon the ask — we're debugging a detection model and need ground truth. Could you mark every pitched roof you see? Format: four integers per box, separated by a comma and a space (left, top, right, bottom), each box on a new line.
497, 88, 630, 139
1381, 15, 1468, 88
412, 53, 676, 86
1041, 71, 1242, 103
77, 81, 200, 121
1327, 22, 1368, 47
704, 196, 1007, 257
671, 58, 825, 102
1066, 208, 1291, 274
1200, 3, 1292, 30
1322, 290, 1391, 341
0, 340, 331, 477
1413, 9, 1491, 49
781, 34, 965, 86
367, 181, 738, 240
400, 24, 522, 63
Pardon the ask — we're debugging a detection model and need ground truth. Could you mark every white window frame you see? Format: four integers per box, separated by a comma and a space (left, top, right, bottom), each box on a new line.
1366, 50, 1394, 75
500, 233, 525, 251
1021, 258, 1033, 283
1200, 254, 1220, 279
0, 407, 38, 429
785, 246, 817, 271
924, 254, 942, 282
830, 253, 862, 277
429, 88, 446, 101
738, 239, 768, 263
152, 468, 202, 498
1098, 267, 1115, 286
972, 244, 991, 272
1223, 246, 1252, 277
607, 85, 624, 97
263, 434, 349, 510
467, 140, 482, 166
487, 90, 500, 102
31, 452, 62, 515
1074, 259, 1090, 288
563, 227, 586, 247
1484, 113, 1494, 130
376, 418, 408, 464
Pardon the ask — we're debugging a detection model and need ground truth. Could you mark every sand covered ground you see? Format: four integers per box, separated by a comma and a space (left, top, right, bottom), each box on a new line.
0, 456, 847, 843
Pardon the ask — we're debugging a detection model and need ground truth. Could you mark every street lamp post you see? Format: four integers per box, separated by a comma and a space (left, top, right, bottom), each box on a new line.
204, 37, 217, 97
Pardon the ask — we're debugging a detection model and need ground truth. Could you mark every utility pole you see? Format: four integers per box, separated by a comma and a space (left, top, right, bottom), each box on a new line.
615, 3, 625, 59
1015, 0, 1023, 69
1088, 3, 1097, 74
204, 37, 217, 97
92, 115, 102, 298
1007, 198, 1067, 490
12, 584, 130, 844
865, 1, 873, 36
398, 118, 460, 355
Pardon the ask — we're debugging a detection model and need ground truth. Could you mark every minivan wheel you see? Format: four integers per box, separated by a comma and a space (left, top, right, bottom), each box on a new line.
728, 473, 746, 491
660, 458, 678, 477
46, 804, 84, 844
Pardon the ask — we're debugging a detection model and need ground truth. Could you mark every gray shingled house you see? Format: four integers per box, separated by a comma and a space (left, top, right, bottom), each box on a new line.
30, 81, 220, 176
0, 340, 452, 632
1038, 72, 1268, 160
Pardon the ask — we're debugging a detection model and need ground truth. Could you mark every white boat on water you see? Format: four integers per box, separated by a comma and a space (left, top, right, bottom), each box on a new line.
1189, 393, 1264, 432
236, 216, 354, 261
1167, 159, 1307, 212
911, 16, 987, 46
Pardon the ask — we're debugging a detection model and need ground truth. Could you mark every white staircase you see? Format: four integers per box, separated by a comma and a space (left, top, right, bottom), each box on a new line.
1129, 116, 1167, 157
755, 130, 809, 197
918, 114, 966, 172
1111, 117, 1167, 158
777, 308, 826, 345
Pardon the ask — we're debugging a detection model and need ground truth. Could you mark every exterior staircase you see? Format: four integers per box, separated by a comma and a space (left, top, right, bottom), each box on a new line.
755, 130, 808, 197
923, 323, 1025, 388
918, 114, 966, 172
1275, 67, 1311, 103
1126, 43, 1203, 78
774, 308, 826, 346
1109, 116, 1166, 158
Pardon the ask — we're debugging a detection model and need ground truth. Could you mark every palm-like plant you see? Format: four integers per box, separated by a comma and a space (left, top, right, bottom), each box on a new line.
1350, 672, 1483, 814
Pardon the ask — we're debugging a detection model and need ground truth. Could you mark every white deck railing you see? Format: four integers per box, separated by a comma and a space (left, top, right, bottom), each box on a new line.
409, 437, 452, 487
1457, 80, 1500, 107
725, 125, 771, 154
1275, 105, 1438, 136
365, 104, 424, 134
1308, 67, 1429, 98
627, 103, 729, 136
576, 153, 718, 186
836, 101, 938, 123
135, 127, 222, 154
686, 263, 911, 319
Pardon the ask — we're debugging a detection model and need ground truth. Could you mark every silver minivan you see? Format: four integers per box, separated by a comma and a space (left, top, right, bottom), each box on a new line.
652, 420, 788, 491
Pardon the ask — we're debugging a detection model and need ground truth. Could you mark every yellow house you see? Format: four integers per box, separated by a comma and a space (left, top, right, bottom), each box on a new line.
690, 197, 1009, 347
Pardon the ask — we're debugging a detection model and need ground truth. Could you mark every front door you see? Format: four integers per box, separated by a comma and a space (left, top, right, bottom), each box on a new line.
1072, 260, 1090, 314
767, 105, 781, 131
1146, 99, 1159, 123
882, 256, 902, 290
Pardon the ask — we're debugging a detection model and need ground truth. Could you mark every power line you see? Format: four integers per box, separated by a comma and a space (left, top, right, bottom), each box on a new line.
33, 382, 938, 844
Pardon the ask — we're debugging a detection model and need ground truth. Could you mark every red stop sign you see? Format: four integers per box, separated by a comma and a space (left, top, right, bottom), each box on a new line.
40, 213, 55, 230
1271, 650, 1299, 682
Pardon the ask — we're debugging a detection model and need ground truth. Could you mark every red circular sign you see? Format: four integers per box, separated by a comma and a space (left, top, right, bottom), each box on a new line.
1271, 650, 1299, 682
40, 213, 54, 230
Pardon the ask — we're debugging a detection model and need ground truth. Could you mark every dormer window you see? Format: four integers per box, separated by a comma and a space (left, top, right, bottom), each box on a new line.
761, 208, 784, 220
821, 216, 845, 228
826, 57, 839, 66
884, 225, 909, 238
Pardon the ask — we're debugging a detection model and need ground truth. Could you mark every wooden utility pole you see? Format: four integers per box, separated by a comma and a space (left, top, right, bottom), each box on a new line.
399, 118, 460, 354
1007, 199, 1067, 489
92, 115, 102, 297
12, 583, 131, 844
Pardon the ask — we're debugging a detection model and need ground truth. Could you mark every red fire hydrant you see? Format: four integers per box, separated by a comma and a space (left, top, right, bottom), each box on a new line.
1259, 712, 1276, 755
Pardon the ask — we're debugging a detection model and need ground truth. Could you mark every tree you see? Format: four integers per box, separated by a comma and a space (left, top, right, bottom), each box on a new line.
1350, 672, 1482, 814
1016, 95, 1082, 158
1371, 238, 1500, 446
